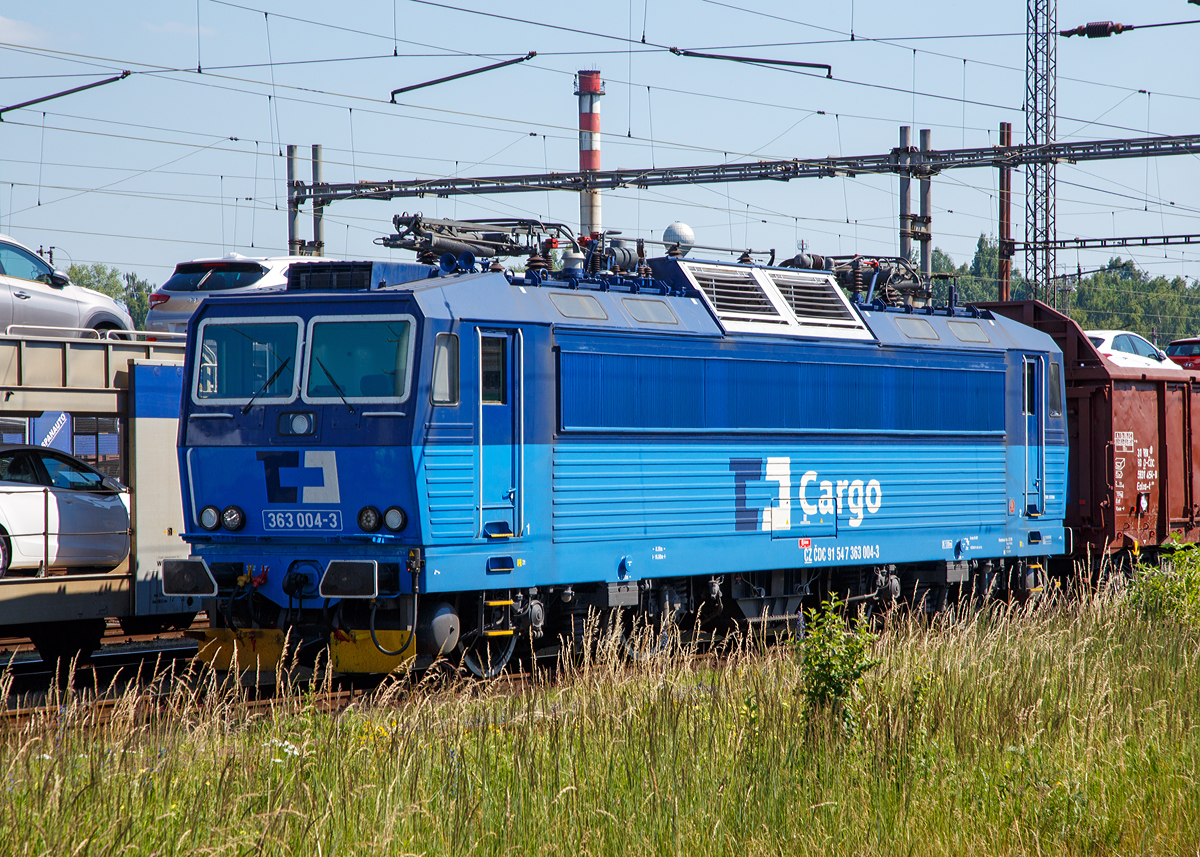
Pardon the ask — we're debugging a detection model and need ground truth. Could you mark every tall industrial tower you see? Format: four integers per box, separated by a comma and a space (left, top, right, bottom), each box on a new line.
576, 70, 604, 237
1025, 0, 1057, 304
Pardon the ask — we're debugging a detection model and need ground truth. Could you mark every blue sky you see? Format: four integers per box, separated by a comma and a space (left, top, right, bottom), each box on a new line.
2, 1, 1199, 287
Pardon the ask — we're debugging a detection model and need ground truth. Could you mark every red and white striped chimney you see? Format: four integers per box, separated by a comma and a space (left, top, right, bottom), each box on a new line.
576, 70, 604, 236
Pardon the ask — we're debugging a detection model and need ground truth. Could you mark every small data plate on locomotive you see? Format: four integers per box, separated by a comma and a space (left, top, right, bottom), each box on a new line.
262, 509, 343, 531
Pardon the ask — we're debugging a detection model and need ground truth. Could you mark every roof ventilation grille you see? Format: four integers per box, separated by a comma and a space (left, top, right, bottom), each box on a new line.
685, 263, 787, 323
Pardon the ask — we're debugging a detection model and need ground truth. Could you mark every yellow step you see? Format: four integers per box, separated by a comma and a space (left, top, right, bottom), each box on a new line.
484, 599, 514, 607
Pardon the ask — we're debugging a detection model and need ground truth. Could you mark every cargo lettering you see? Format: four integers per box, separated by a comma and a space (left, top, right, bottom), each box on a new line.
799, 471, 882, 527
730, 457, 882, 531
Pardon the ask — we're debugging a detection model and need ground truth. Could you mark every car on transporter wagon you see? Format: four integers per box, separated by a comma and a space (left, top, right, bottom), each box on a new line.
0, 444, 130, 577
1166, 336, 1200, 370
145, 253, 332, 334
0, 234, 133, 336
1084, 329, 1182, 371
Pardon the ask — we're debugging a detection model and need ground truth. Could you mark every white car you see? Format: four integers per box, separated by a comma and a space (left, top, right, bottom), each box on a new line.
0, 445, 130, 576
0, 233, 133, 336
145, 253, 331, 334
1085, 330, 1181, 371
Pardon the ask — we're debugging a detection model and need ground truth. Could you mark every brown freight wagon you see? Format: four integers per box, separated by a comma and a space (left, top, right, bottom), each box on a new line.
978, 300, 1199, 570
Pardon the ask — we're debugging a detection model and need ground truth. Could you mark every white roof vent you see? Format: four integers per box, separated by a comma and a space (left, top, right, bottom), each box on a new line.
678, 260, 872, 340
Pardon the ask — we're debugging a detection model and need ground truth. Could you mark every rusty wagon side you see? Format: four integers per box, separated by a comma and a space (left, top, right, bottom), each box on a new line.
978, 300, 1199, 566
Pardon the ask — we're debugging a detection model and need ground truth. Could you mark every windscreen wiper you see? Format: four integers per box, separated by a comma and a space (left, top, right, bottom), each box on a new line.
241, 357, 291, 414
314, 356, 355, 414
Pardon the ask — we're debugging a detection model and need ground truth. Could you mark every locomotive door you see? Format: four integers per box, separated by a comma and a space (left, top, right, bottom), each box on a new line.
1022, 355, 1045, 517
477, 329, 523, 539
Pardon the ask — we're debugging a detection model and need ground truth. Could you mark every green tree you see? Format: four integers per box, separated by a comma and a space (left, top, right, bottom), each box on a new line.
66, 262, 121, 298
926, 235, 1030, 305
67, 263, 155, 330
122, 272, 151, 330
1068, 257, 1200, 345
930, 247, 960, 276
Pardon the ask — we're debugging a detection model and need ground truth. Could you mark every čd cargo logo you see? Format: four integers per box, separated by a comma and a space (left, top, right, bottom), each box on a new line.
730, 456, 881, 531
257, 450, 341, 504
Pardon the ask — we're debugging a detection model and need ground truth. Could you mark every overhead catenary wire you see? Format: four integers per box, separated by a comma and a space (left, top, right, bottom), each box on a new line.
10, 102, 1200, 229
0, 38, 1187, 151
196, 1, 1200, 134
263, 13, 282, 156
9, 2, 1200, 277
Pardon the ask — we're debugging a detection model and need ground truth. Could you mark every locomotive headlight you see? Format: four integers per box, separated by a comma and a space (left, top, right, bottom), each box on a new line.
277, 411, 316, 436
221, 505, 246, 531
358, 505, 382, 532
199, 505, 221, 531
384, 506, 407, 532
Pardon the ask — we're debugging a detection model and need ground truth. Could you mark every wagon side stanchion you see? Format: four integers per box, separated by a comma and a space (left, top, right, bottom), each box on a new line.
41, 486, 48, 578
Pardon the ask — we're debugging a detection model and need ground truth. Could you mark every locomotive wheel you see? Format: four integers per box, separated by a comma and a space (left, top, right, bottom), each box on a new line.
458, 629, 518, 679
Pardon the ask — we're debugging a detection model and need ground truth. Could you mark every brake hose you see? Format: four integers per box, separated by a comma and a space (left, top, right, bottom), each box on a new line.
369, 569, 419, 657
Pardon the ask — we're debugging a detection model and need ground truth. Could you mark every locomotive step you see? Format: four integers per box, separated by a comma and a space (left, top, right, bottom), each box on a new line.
484, 599, 514, 607
483, 629, 515, 637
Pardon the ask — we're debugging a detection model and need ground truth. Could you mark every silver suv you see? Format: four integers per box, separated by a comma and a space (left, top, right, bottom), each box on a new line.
146, 254, 330, 334
0, 234, 132, 336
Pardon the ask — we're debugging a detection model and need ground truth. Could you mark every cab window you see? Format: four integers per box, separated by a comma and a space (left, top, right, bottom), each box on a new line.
481, 337, 507, 404
194, 319, 300, 403
305, 316, 414, 402
1023, 361, 1037, 416
431, 333, 459, 406
1048, 361, 1062, 417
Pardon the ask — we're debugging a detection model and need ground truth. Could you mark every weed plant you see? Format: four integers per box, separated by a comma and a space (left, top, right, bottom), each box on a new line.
1, 587, 1198, 856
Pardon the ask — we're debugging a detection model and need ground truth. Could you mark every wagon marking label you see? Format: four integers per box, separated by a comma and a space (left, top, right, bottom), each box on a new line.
802, 544, 880, 564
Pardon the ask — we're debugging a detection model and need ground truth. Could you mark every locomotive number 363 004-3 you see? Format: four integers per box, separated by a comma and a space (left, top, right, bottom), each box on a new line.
262, 510, 344, 531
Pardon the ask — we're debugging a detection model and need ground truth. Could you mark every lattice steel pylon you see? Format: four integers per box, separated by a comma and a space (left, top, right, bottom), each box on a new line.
1025, 0, 1057, 305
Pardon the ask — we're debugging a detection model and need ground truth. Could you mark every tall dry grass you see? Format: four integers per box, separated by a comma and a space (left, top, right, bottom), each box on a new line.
1, 583, 1198, 856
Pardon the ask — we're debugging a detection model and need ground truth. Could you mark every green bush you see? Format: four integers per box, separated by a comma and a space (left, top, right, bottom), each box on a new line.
795, 597, 880, 731
1128, 541, 1200, 625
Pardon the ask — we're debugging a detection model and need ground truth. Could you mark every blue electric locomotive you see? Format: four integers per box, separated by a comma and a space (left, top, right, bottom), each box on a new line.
165, 251, 1067, 676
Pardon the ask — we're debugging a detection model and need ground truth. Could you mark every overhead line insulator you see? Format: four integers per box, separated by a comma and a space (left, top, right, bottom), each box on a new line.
1059, 21, 1134, 38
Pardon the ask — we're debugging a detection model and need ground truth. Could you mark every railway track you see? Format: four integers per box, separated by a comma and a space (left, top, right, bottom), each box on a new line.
0, 620, 398, 729
0, 613, 210, 660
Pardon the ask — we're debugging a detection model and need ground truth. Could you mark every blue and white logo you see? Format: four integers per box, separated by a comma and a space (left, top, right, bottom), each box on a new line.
257, 450, 341, 504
